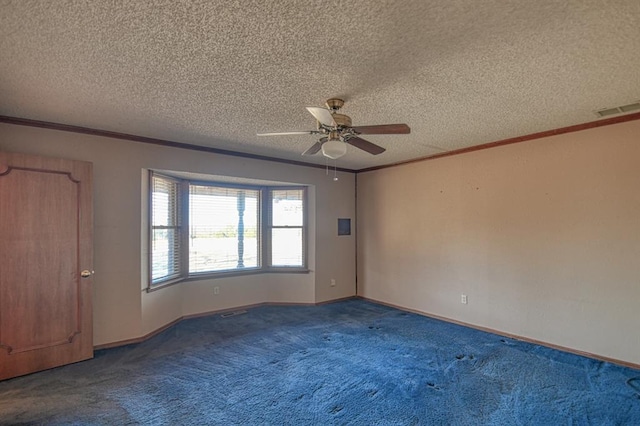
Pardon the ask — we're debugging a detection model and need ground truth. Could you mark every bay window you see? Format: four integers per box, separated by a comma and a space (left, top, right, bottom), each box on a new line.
149, 172, 307, 288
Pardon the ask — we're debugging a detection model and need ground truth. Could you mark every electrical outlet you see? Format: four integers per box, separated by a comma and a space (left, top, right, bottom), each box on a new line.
214, 286, 220, 295
461, 294, 467, 304
330, 279, 336, 287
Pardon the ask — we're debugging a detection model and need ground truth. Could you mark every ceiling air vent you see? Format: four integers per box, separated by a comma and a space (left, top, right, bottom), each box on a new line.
595, 101, 640, 117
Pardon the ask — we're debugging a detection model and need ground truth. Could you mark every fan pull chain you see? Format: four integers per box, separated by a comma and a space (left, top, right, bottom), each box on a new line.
333, 161, 338, 181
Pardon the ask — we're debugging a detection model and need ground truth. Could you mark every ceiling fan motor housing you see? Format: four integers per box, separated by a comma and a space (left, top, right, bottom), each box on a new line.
331, 113, 352, 128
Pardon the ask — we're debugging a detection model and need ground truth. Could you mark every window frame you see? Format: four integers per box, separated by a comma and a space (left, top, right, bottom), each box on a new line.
147, 173, 308, 290
148, 172, 185, 287
187, 181, 263, 277
265, 186, 308, 271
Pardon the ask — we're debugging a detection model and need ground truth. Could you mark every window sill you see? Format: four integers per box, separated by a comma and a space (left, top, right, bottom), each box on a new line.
146, 268, 311, 292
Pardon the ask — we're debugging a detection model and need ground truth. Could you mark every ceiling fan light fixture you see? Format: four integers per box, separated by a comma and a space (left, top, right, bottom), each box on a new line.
321, 138, 347, 159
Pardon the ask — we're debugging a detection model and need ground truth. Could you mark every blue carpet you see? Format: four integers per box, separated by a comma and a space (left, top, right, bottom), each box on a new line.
0, 299, 639, 425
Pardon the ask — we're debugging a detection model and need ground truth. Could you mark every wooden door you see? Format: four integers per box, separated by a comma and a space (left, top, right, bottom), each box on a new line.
0, 152, 93, 380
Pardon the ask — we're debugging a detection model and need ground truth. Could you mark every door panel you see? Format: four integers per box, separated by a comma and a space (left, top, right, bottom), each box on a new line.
0, 152, 93, 380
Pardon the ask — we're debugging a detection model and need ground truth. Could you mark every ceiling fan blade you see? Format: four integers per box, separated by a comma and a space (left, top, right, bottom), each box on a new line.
301, 141, 323, 156
351, 123, 411, 135
257, 130, 318, 136
306, 107, 336, 127
346, 136, 386, 155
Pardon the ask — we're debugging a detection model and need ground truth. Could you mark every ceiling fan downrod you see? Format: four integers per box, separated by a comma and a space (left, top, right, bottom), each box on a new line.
325, 98, 345, 112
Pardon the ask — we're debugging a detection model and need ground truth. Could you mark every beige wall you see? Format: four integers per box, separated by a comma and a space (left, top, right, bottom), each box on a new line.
0, 123, 356, 345
5, 117, 637, 363
357, 119, 640, 365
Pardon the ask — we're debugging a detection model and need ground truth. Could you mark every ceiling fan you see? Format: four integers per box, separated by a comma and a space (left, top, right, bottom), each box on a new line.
257, 98, 410, 159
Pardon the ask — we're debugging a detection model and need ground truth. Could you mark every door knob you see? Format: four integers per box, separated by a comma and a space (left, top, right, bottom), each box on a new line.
80, 270, 94, 278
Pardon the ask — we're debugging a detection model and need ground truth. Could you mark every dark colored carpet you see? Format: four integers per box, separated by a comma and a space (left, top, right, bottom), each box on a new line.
1, 299, 639, 425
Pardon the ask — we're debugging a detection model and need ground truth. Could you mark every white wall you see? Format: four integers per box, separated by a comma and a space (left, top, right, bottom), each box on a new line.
0, 123, 356, 345
357, 119, 640, 365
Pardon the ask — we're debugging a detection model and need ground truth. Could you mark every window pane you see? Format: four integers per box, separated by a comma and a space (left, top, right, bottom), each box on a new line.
271, 228, 303, 267
189, 185, 259, 273
271, 189, 303, 226
152, 228, 181, 281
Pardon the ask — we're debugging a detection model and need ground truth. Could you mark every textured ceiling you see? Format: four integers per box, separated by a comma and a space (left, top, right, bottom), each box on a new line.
1, 0, 639, 170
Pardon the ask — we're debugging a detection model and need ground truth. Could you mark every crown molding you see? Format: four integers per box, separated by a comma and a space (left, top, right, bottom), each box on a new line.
4, 112, 639, 174
0, 115, 357, 173
358, 112, 640, 173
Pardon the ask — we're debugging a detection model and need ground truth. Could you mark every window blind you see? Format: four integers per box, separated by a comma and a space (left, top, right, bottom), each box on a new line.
151, 174, 182, 283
